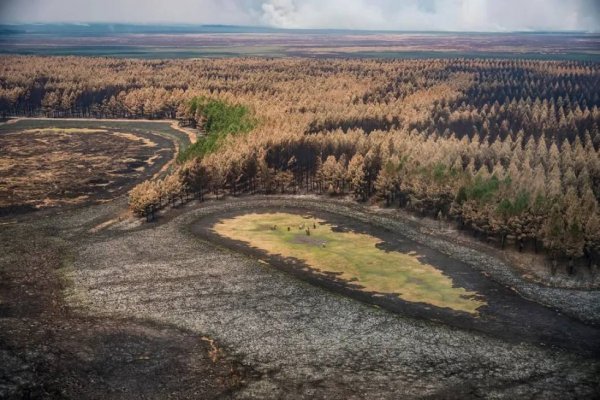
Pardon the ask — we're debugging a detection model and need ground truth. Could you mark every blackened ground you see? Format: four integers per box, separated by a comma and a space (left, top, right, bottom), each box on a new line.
193, 207, 600, 358
64, 196, 600, 399
0, 120, 183, 216
0, 205, 255, 399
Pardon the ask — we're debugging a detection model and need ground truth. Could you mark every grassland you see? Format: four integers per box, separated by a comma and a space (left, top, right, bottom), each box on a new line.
213, 212, 486, 315
1, 26, 598, 60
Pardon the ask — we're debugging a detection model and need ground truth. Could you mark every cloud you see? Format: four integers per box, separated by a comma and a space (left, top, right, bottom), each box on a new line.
259, 0, 600, 31
260, 0, 388, 29
0, 0, 261, 25
0, 0, 598, 32
261, 0, 298, 27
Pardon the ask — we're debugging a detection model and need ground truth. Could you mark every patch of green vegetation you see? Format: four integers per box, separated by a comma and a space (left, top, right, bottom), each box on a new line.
432, 163, 447, 182
213, 212, 485, 315
457, 175, 510, 204
466, 175, 501, 202
497, 190, 531, 217
178, 98, 257, 162
424, 162, 461, 183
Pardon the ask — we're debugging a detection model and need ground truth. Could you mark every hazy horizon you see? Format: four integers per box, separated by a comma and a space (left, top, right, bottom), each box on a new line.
1, 0, 598, 33
1, 22, 599, 34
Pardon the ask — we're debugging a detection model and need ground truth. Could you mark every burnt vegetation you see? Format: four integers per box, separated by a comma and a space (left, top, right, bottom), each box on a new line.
1, 56, 600, 275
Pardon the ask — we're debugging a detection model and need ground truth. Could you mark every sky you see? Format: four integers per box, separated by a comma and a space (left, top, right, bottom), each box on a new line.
0, 0, 598, 32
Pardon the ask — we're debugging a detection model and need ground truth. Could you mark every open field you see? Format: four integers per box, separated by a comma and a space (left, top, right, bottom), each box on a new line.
213, 211, 485, 314
0, 119, 188, 215
2, 195, 598, 398
0, 200, 251, 398
0, 25, 598, 59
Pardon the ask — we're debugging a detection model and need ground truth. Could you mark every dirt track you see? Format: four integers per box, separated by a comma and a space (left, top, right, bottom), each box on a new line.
2, 117, 199, 144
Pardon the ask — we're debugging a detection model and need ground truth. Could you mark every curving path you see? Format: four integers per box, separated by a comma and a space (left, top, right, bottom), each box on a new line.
0, 118, 189, 216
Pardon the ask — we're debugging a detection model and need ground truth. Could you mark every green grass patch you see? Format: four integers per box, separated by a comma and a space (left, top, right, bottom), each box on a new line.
213, 212, 485, 315
178, 98, 256, 162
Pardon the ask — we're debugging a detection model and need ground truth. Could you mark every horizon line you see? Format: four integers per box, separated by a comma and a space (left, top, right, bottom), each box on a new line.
0, 22, 597, 35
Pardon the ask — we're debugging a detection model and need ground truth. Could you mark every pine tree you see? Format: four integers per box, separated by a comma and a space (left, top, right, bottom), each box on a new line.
541, 203, 566, 274
347, 154, 367, 201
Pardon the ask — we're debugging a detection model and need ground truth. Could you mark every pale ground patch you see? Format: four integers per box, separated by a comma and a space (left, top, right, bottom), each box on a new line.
213, 212, 486, 315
